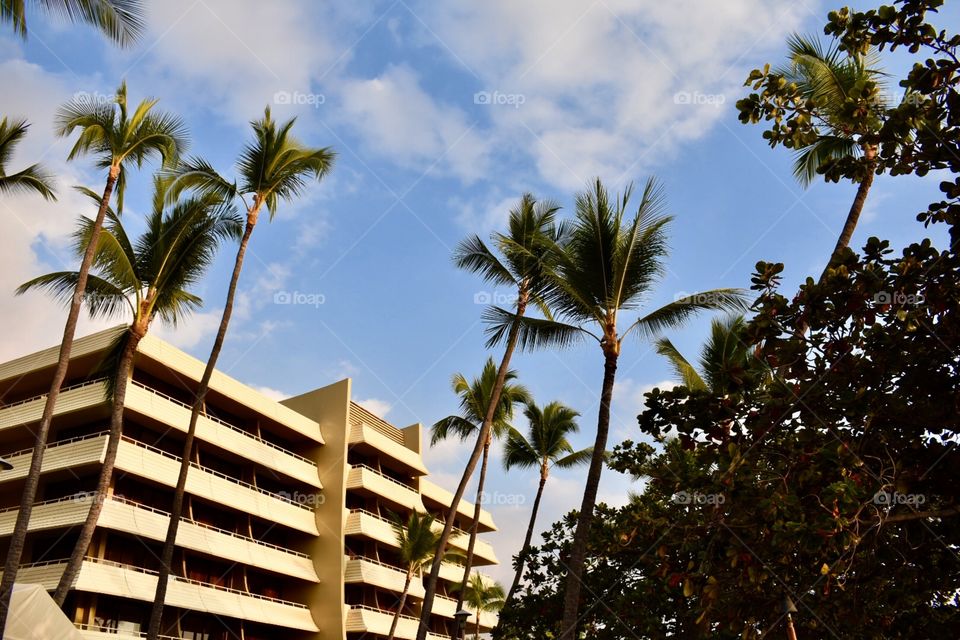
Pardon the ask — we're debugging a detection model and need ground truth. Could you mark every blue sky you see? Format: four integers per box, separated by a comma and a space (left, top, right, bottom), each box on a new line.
1, 0, 956, 583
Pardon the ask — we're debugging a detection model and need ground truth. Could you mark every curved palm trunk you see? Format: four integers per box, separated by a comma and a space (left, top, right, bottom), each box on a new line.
504, 471, 548, 606
455, 439, 492, 613
146, 209, 258, 640
53, 323, 144, 605
416, 294, 528, 640
559, 347, 618, 640
820, 152, 877, 281
387, 570, 415, 640
0, 167, 117, 632
474, 613, 481, 640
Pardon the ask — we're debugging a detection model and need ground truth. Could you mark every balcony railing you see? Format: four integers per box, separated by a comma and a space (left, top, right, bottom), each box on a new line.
0, 377, 106, 411
128, 379, 314, 465
118, 435, 314, 511
17, 557, 310, 609
107, 495, 311, 558
350, 463, 416, 491
350, 402, 404, 443
1, 428, 110, 459
74, 623, 179, 639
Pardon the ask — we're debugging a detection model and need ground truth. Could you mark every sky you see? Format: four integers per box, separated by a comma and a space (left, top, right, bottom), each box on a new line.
1, 0, 956, 585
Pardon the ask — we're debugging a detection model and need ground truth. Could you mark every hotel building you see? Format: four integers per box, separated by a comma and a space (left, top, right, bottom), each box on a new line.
0, 327, 498, 639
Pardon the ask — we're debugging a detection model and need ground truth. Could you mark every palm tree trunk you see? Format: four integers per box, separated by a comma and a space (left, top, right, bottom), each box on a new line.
474, 613, 480, 640
455, 439, 491, 613
145, 209, 258, 640
53, 323, 143, 605
416, 294, 528, 640
559, 347, 618, 640
387, 571, 414, 640
820, 154, 876, 281
504, 472, 547, 606
0, 167, 118, 632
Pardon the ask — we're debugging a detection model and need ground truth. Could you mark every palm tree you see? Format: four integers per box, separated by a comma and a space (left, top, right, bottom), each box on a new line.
486, 178, 747, 639
501, 401, 590, 606
386, 511, 443, 640
146, 108, 334, 640
431, 359, 530, 614
655, 314, 759, 395
0, 83, 184, 630
780, 34, 888, 276
417, 194, 562, 640
17, 180, 240, 606
454, 573, 506, 640
0, 117, 56, 200
1, 0, 144, 45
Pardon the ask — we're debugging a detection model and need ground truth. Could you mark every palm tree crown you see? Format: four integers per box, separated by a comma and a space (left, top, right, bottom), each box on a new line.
504, 402, 589, 474
165, 107, 335, 220
1, 0, 145, 45
0, 117, 56, 200
18, 179, 240, 333
780, 33, 888, 186
431, 358, 531, 445
655, 314, 764, 395
392, 511, 442, 575
56, 81, 187, 212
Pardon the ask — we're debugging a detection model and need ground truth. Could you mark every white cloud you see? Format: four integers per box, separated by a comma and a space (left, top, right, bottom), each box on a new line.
411, 0, 806, 189
0, 49, 119, 361
251, 385, 291, 401
338, 64, 492, 183
611, 377, 677, 439
354, 397, 392, 418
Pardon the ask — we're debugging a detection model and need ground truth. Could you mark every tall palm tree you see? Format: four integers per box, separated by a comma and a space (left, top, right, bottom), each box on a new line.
16, 180, 240, 605
454, 573, 506, 640
432, 359, 530, 614
486, 178, 747, 639
501, 401, 590, 606
1, 0, 144, 45
780, 34, 888, 276
0, 83, 184, 631
0, 117, 56, 200
655, 314, 760, 395
146, 108, 334, 640
417, 194, 562, 640
386, 511, 443, 640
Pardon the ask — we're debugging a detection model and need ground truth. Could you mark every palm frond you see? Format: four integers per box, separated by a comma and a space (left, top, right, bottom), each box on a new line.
481, 305, 591, 351
554, 447, 594, 469
453, 234, 516, 287
654, 337, 708, 391
34, 0, 145, 46
793, 135, 859, 186
629, 289, 749, 340
16, 271, 131, 319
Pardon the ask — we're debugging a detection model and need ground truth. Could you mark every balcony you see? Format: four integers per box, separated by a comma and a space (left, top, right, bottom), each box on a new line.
0, 433, 320, 535
125, 380, 320, 487
344, 556, 425, 598
345, 509, 497, 570
0, 378, 321, 489
75, 624, 180, 640
420, 478, 497, 532
346, 465, 425, 512
432, 594, 498, 630
8, 558, 319, 632
0, 378, 107, 431
345, 605, 450, 640
348, 420, 427, 476
0, 496, 319, 582
438, 523, 499, 566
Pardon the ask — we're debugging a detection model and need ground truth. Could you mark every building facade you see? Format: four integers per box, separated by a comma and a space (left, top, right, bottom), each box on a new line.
0, 327, 498, 639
